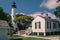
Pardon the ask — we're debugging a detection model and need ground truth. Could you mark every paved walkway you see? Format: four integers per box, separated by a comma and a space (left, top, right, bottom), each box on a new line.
20, 34, 60, 40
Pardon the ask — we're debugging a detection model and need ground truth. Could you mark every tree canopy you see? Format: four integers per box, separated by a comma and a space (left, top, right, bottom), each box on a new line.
54, 6, 60, 17
57, 0, 60, 2
0, 7, 12, 27
14, 15, 34, 30
14, 15, 33, 22
0, 7, 8, 20
54, 0, 60, 17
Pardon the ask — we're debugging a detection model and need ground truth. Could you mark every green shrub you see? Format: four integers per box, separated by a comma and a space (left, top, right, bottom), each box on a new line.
8, 28, 16, 35
39, 32, 44, 36
30, 32, 37, 36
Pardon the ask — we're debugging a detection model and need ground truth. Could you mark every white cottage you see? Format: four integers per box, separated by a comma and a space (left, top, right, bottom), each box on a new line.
32, 15, 60, 36
0, 20, 9, 40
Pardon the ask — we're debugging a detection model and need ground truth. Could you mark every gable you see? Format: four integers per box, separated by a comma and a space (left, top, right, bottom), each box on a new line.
32, 16, 45, 22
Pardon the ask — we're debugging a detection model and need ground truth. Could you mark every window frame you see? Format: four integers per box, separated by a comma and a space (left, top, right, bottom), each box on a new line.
35, 22, 41, 29
58, 22, 60, 28
53, 22, 57, 29
46, 21, 51, 29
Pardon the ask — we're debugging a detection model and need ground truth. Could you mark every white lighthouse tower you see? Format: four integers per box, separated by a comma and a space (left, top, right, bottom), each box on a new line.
11, 2, 17, 30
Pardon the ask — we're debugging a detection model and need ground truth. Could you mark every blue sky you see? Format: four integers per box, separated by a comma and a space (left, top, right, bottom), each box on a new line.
0, 0, 59, 14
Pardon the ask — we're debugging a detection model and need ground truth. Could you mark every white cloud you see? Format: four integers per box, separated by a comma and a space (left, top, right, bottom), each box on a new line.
40, 0, 60, 9
16, 13, 26, 15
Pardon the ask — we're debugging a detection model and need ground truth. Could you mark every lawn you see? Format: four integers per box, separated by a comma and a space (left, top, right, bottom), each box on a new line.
8, 35, 48, 40
23, 37, 47, 40
9, 37, 47, 40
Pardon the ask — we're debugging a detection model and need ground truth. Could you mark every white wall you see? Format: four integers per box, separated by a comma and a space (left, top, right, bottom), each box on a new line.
32, 15, 60, 36
32, 16, 45, 32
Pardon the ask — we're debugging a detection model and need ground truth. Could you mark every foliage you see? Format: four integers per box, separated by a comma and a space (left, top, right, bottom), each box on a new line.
14, 15, 34, 30
0, 7, 13, 27
0, 7, 7, 20
8, 28, 16, 36
6, 13, 13, 27
57, 0, 60, 2
14, 15, 33, 22
54, 6, 60, 17
54, 0, 60, 17
0, 7, 11, 21
16, 14, 24, 17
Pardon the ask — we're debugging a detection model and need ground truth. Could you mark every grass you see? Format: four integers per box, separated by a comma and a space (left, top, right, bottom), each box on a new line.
23, 37, 47, 40
8, 35, 48, 40
8, 35, 23, 39
9, 37, 47, 40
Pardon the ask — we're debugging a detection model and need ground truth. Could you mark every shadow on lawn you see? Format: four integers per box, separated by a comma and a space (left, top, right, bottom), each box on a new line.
10, 38, 23, 40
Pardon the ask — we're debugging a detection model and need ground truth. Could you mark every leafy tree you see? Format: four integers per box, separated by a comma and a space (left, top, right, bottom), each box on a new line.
54, 0, 60, 17
14, 15, 33, 30
0, 7, 7, 20
6, 13, 13, 27
54, 6, 60, 17
57, 0, 60, 2
16, 14, 24, 17
0, 7, 13, 27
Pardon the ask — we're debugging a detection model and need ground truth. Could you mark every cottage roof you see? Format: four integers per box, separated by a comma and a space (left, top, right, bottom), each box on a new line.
36, 15, 60, 22
0, 20, 9, 28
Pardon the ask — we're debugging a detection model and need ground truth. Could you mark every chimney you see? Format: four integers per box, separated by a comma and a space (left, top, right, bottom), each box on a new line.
45, 13, 51, 19
45, 13, 48, 17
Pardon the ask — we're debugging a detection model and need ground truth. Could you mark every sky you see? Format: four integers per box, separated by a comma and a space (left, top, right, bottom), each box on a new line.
0, 0, 60, 15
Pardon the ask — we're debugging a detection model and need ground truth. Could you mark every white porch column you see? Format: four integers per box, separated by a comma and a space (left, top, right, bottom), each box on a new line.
57, 23, 58, 29
51, 22, 53, 29
44, 32, 46, 36
18, 31, 20, 35
37, 32, 39, 36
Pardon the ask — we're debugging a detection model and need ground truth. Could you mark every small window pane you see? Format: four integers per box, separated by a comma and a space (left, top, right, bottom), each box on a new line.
53, 22, 57, 29
47, 21, 51, 29
58, 23, 60, 28
35, 22, 41, 29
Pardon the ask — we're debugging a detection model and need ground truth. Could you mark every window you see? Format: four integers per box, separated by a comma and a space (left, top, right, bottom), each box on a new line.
53, 22, 57, 29
50, 22, 51, 29
47, 21, 51, 29
58, 23, 60, 28
35, 23, 37, 29
35, 22, 41, 29
47, 21, 49, 29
